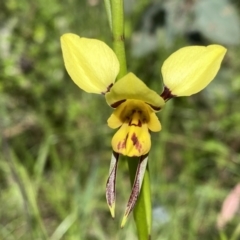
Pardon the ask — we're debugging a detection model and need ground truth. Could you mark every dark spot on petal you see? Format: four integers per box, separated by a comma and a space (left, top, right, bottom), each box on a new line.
131, 133, 138, 145
111, 99, 126, 108
160, 86, 175, 101
124, 133, 129, 147
138, 120, 142, 127
117, 133, 128, 150
131, 133, 142, 153
146, 103, 161, 111
129, 120, 142, 127
101, 83, 114, 95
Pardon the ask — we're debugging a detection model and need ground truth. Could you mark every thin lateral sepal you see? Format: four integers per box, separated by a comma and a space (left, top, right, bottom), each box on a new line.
121, 154, 149, 227
106, 151, 119, 218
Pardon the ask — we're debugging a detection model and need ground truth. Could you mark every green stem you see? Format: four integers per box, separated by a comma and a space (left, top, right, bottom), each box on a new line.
110, 0, 127, 79
109, 0, 152, 238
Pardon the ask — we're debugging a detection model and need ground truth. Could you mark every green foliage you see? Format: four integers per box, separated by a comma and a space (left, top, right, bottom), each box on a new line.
1, 0, 240, 239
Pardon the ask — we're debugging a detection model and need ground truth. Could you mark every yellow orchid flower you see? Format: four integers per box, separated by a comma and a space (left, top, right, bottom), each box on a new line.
60, 33, 226, 227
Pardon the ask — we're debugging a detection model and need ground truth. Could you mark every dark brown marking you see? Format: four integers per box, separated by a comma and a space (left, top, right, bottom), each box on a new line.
101, 83, 114, 95
113, 151, 119, 159
131, 133, 142, 153
111, 99, 126, 108
147, 104, 162, 111
131, 133, 138, 145
117, 133, 128, 150
129, 119, 142, 127
123, 133, 128, 148
160, 86, 176, 102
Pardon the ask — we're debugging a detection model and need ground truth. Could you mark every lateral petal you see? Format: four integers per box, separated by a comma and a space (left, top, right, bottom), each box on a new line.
148, 110, 161, 132
107, 101, 126, 129
61, 33, 119, 94
161, 45, 227, 96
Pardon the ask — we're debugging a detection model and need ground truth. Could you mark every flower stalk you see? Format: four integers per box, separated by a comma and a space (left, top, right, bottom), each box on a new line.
110, 0, 127, 79
110, 0, 153, 236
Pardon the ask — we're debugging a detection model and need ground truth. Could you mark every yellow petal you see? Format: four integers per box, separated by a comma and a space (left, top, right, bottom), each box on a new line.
148, 110, 161, 132
107, 101, 126, 129
105, 72, 165, 111
111, 122, 151, 157
161, 45, 227, 96
60, 33, 119, 94
107, 113, 123, 129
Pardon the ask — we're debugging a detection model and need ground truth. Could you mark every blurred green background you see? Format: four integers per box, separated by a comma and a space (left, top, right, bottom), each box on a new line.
1, 0, 240, 239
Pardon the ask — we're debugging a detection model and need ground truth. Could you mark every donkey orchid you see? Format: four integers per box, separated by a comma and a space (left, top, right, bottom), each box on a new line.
60, 33, 226, 227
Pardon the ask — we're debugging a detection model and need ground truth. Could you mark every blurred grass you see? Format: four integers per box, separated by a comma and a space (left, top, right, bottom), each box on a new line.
1, 0, 240, 239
